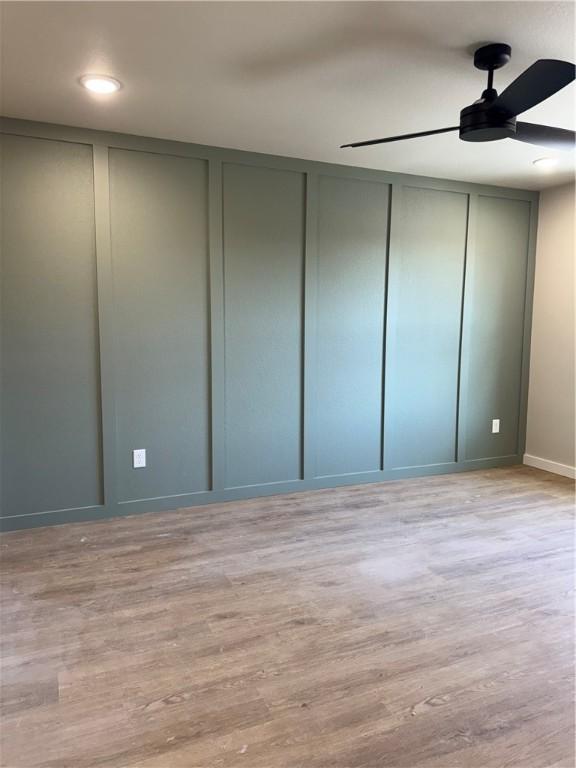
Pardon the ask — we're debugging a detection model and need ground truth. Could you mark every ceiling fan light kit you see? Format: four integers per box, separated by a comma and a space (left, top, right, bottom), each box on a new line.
341, 43, 575, 152
533, 157, 558, 170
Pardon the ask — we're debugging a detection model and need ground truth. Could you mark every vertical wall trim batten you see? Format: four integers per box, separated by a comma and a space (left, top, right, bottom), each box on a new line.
208, 158, 226, 490
382, 182, 403, 471
454, 193, 472, 462
0, 136, 4, 513
379, 183, 395, 471
303, 171, 319, 480
92, 143, 117, 508
517, 196, 539, 456
456, 192, 478, 462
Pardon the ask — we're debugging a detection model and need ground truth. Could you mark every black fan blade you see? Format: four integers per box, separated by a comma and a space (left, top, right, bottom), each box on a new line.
489, 59, 576, 118
513, 122, 575, 150
341, 126, 459, 148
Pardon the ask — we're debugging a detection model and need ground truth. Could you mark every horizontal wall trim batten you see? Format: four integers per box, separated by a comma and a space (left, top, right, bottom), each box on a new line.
0, 118, 538, 530
0, 117, 539, 201
0, 457, 524, 531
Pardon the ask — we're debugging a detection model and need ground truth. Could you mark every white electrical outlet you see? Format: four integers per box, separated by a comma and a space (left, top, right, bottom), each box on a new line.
491, 419, 500, 434
133, 449, 146, 468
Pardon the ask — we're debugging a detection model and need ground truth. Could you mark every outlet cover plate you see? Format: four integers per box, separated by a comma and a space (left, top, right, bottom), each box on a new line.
133, 449, 146, 468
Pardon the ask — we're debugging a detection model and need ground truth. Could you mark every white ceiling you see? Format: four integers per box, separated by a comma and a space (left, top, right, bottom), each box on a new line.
1, 1, 575, 190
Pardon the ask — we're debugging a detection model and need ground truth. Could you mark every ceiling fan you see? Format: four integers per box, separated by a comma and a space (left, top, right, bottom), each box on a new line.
341, 43, 575, 150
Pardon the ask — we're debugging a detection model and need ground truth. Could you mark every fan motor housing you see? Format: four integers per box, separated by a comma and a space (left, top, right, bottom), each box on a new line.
473, 43, 512, 72
459, 101, 516, 142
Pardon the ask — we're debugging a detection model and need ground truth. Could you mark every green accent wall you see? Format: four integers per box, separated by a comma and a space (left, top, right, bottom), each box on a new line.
0, 119, 538, 530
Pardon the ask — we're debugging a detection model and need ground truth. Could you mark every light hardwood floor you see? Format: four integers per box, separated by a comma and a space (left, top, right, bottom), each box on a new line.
1, 466, 574, 768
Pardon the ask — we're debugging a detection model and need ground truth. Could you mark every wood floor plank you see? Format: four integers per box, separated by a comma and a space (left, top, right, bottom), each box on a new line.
1, 466, 574, 767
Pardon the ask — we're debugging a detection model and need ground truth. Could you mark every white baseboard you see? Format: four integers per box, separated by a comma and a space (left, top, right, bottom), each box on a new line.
523, 454, 576, 479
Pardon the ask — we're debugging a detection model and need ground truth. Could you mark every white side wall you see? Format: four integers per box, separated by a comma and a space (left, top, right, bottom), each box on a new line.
525, 182, 575, 478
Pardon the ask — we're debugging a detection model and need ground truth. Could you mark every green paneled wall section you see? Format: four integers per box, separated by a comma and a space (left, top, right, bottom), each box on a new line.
384, 187, 468, 470
109, 149, 211, 502
0, 118, 538, 530
315, 175, 389, 478
1, 134, 103, 519
460, 195, 532, 461
222, 164, 305, 488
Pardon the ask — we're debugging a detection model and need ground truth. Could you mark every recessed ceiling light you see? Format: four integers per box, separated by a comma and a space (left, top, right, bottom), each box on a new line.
80, 75, 122, 94
532, 157, 558, 171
